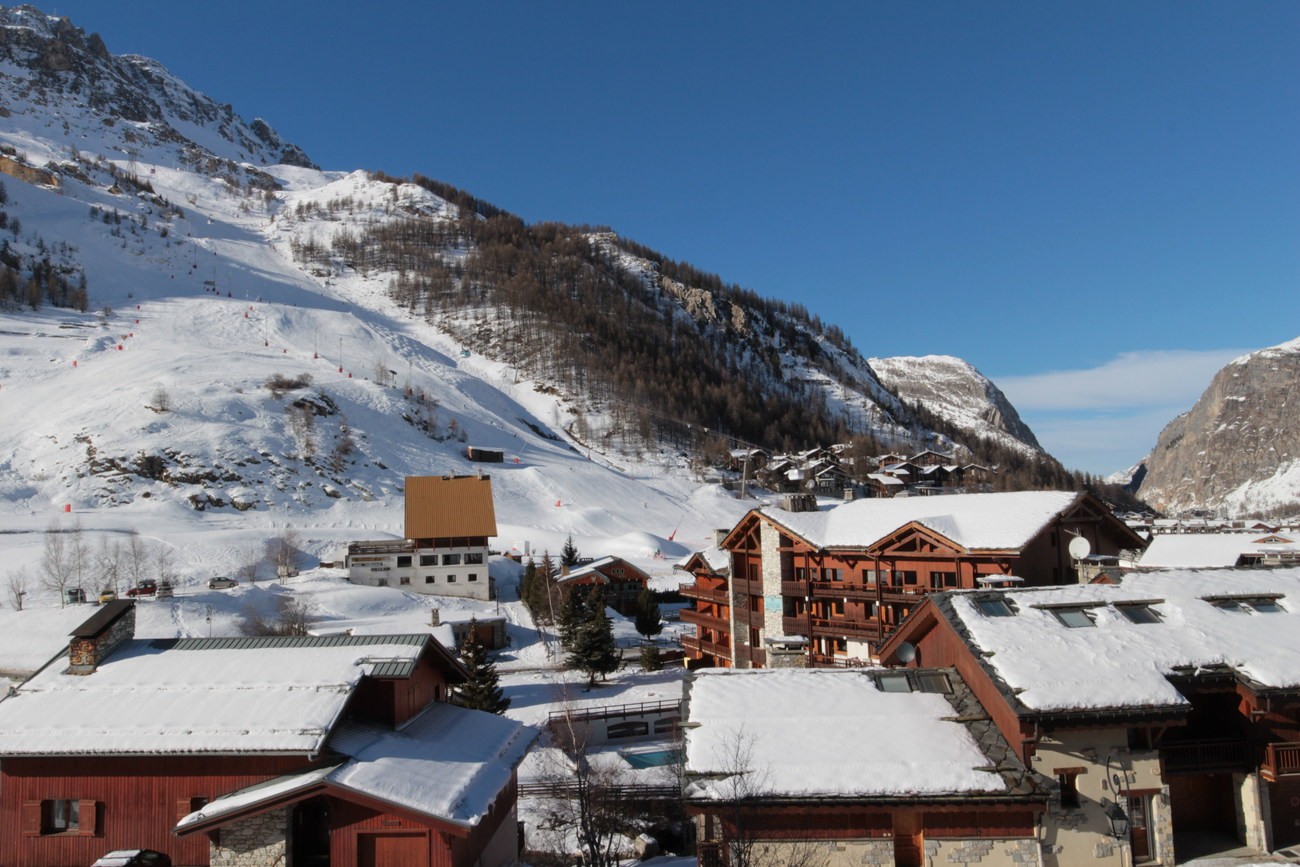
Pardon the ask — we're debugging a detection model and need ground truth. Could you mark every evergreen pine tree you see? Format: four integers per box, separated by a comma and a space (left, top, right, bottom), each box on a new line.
452, 618, 510, 714
536, 552, 559, 624
558, 585, 589, 650
567, 588, 619, 688
633, 588, 663, 639
561, 534, 581, 569
520, 557, 539, 618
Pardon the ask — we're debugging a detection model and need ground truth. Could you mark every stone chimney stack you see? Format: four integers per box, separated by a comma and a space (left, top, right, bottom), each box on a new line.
68, 600, 136, 675
713, 528, 730, 547
430, 607, 441, 627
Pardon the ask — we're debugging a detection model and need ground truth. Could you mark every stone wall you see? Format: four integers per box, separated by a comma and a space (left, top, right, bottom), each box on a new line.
209, 806, 288, 867
759, 520, 784, 638
1235, 771, 1271, 852
927, 837, 1041, 867
69, 606, 136, 674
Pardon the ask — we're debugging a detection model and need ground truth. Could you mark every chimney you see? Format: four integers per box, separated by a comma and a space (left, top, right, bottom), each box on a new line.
68, 600, 136, 675
713, 528, 730, 547
430, 607, 441, 627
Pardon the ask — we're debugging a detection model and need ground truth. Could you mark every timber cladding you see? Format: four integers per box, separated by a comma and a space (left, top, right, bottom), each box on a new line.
404, 476, 497, 541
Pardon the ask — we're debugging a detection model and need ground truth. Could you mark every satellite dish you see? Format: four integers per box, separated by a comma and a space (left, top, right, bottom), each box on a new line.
1068, 536, 1092, 560
895, 641, 917, 663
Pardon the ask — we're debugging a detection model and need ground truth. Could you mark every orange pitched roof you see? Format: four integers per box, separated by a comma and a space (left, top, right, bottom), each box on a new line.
404, 475, 497, 539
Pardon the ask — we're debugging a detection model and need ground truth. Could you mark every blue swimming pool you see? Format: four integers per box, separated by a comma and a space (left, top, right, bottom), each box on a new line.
622, 749, 678, 769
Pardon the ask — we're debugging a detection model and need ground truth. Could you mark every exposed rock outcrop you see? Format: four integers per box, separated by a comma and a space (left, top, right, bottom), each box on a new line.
1137, 338, 1300, 515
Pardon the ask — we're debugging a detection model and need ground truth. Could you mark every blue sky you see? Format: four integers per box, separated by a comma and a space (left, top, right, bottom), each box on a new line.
42, 1, 1300, 473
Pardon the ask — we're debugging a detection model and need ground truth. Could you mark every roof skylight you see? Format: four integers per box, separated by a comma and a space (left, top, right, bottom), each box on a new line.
1052, 608, 1096, 629
1116, 605, 1162, 625
975, 598, 1014, 617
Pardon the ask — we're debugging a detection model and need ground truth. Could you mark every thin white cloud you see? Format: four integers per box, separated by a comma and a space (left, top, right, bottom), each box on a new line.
994, 349, 1250, 412
1022, 408, 1188, 476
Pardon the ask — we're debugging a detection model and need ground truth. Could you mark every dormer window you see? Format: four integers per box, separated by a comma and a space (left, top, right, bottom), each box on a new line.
1053, 608, 1096, 628
1206, 595, 1286, 614
1248, 598, 1285, 614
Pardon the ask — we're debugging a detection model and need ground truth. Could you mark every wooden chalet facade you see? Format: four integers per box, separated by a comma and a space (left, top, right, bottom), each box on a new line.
0, 602, 535, 867
677, 545, 733, 668
680, 491, 1145, 669
682, 667, 1048, 867
556, 555, 652, 616
879, 567, 1300, 866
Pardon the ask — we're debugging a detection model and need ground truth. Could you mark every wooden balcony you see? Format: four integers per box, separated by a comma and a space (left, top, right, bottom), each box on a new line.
681, 607, 729, 632
780, 580, 806, 597
731, 576, 764, 597
810, 653, 874, 669
682, 634, 731, 661
1263, 741, 1300, 781
1161, 738, 1250, 775
810, 581, 878, 601
809, 616, 883, 642
781, 615, 811, 636
681, 584, 729, 604
880, 585, 930, 603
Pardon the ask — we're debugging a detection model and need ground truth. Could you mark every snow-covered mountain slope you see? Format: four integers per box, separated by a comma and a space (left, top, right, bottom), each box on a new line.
867, 355, 1044, 457
1136, 337, 1300, 516
0, 5, 1066, 601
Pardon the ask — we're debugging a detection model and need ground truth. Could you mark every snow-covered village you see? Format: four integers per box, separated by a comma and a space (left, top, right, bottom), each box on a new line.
1, 5, 1299, 867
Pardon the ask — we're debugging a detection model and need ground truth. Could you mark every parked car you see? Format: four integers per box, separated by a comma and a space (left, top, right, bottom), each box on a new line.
208, 576, 237, 590
156, 579, 174, 598
65, 587, 87, 605
91, 849, 172, 867
126, 579, 158, 598
98, 588, 117, 604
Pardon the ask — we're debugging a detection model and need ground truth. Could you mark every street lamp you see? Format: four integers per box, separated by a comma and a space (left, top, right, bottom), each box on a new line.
1103, 800, 1130, 839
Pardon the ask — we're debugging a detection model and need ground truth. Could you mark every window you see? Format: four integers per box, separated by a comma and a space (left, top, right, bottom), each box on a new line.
1053, 608, 1096, 628
27, 799, 98, 836
608, 720, 649, 739
396, 555, 412, 568
863, 569, 876, 584
425, 575, 435, 584
447, 574, 457, 583
1248, 598, 1285, 614
442, 553, 461, 566
467, 573, 478, 582
419, 554, 437, 567
824, 568, 841, 582
1056, 772, 1082, 809
1117, 605, 1161, 624
975, 598, 1014, 617
930, 571, 958, 589
877, 673, 912, 693
48, 799, 80, 833
899, 571, 918, 586
399, 576, 410, 586
465, 552, 484, 565
653, 717, 679, 735
794, 567, 807, 581
376, 579, 388, 587
915, 672, 952, 694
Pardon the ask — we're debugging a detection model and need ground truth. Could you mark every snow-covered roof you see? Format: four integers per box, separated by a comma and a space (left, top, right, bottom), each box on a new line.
943, 567, 1300, 714
178, 702, 536, 832
683, 668, 1016, 800
1138, 532, 1300, 568
559, 555, 646, 584
0, 634, 430, 756
866, 473, 905, 487
760, 490, 1081, 551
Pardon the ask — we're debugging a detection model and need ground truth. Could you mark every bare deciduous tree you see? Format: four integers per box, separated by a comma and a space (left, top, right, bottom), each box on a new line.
241, 596, 314, 636
125, 531, 149, 588
235, 545, 261, 584
97, 536, 123, 594
266, 529, 303, 581
4, 569, 29, 610
41, 524, 74, 606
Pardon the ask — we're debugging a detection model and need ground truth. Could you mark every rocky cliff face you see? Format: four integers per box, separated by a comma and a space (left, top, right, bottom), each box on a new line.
867, 355, 1044, 457
0, 5, 313, 168
1137, 338, 1300, 515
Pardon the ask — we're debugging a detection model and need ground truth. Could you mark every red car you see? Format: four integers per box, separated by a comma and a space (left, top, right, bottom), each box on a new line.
126, 579, 158, 598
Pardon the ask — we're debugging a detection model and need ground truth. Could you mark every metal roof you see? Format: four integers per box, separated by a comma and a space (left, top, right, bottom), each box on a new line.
170, 634, 428, 651
404, 475, 497, 539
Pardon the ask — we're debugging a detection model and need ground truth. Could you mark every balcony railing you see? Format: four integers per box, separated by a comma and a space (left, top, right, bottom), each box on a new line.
879, 585, 930, 602
1264, 742, 1300, 781
780, 580, 806, 597
682, 634, 731, 661
680, 584, 729, 604
810, 581, 878, 601
810, 653, 874, 668
681, 608, 729, 632
810, 617, 883, 641
731, 576, 764, 597
1161, 738, 1250, 775
781, 615, 810, 636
